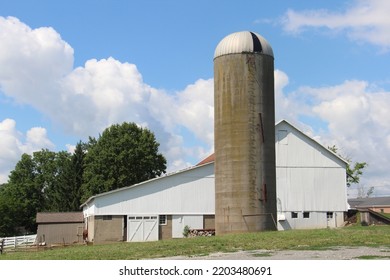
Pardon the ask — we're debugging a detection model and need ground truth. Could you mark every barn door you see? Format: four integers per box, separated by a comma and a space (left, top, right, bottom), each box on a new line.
127, 216, 158, 242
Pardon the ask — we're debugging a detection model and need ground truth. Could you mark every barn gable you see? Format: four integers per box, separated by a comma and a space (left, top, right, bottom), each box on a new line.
275, 120, 348, 215
275, 120, 347, 168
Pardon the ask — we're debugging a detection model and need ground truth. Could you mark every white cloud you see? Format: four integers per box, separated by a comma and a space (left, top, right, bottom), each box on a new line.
0, 16, 214, 175
0, 118, 54, 183
59, 57, 152, 136
275, 69, 298, 122
173, 79, 214, 147
0, 16, 73, 105
281, 0, 390, 49
275, 77, 390, 197
65, 144, 76, 154
25, 127, 55, 152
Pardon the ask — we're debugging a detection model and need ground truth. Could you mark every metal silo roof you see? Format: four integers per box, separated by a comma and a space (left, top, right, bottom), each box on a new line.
214, 31, 274, 59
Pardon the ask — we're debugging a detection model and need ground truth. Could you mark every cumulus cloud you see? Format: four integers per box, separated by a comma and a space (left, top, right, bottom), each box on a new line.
281, 0, 390, 49
0, 16, 214, 177
0, 119, 54, 183
59, 57, 152, 136
175, 79, 214, 147
275, 76, 390, 197
0, 16, 73, 105
61, 59, 214, 170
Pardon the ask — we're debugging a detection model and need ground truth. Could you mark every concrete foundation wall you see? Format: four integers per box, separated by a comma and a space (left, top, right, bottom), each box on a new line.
204, 215, 215, 229
93, 215, 124, 244
159, 215, 173, 240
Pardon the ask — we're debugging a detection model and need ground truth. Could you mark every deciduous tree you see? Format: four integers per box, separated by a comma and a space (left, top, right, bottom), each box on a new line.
328, 145, 367, 187
81, 122, 166, 201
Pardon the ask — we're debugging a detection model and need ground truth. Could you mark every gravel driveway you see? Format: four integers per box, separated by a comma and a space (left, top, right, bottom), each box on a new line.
158, 246, 390, 260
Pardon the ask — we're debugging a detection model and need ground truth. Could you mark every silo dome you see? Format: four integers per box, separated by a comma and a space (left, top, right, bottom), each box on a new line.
214, 31, 274, 59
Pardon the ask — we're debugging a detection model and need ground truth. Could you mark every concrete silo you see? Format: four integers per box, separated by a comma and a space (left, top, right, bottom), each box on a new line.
214, 31, 277, 234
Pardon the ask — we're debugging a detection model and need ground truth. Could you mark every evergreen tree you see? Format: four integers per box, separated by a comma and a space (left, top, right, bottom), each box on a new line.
68, 141, 86, 210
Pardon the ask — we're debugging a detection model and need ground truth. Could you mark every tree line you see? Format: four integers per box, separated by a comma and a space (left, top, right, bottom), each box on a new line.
0, 122, 166, 237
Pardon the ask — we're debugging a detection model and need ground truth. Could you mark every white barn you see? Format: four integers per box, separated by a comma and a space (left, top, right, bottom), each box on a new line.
275, 120, 348, 230
82, 120, 348, 243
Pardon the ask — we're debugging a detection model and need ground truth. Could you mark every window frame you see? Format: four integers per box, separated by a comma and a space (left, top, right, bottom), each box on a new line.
291, 212, 298, 219
159, 215, 167, 225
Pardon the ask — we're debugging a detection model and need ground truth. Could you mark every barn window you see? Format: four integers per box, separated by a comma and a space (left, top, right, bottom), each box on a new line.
159, 215, 167, 225
380, 209, 384, 213
327, 212, 333, 219
303, 212, 310, 219
291, 212, 298, 219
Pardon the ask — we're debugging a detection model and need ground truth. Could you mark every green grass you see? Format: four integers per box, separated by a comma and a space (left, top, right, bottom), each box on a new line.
382, 213, 390, 219
355, 255, 390, 260
1, 225, 389, 260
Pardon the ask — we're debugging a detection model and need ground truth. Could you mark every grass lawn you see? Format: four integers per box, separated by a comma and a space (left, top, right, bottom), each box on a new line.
382, 213, 390, 219
1, 225, 389, 260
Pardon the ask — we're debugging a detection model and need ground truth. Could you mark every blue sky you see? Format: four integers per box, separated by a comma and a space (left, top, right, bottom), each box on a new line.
1, 0, 390, 197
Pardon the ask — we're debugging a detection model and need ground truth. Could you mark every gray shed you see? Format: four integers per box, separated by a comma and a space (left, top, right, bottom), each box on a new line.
348, 197, 390, 225
36, 212, 84, 246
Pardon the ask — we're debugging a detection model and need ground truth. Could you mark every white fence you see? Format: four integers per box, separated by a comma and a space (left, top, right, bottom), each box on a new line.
0, 234, 37, 251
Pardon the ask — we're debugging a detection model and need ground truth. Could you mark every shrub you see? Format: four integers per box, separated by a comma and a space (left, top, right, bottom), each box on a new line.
183, 225, 190, 238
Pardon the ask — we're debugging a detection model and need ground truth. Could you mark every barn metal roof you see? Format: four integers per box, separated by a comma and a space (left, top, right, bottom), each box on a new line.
80, 161, 214, 208
36, 212, 84, 224
348, 197, 390, 209
214, 31, 274, 59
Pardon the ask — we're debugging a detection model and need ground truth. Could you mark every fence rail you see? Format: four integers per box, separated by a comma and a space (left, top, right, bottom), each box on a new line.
0, 234, 37, 251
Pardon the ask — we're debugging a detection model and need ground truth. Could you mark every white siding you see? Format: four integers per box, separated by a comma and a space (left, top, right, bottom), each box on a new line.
275, 121, 348, 215
83, 204, 95, 218
172, 215, 203, 238
84, 163, 214, 217
278, 211, 345, 230
276, 167, 348, 211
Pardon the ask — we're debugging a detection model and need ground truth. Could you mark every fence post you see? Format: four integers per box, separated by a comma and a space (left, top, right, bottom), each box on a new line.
0, 239, 4, 254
